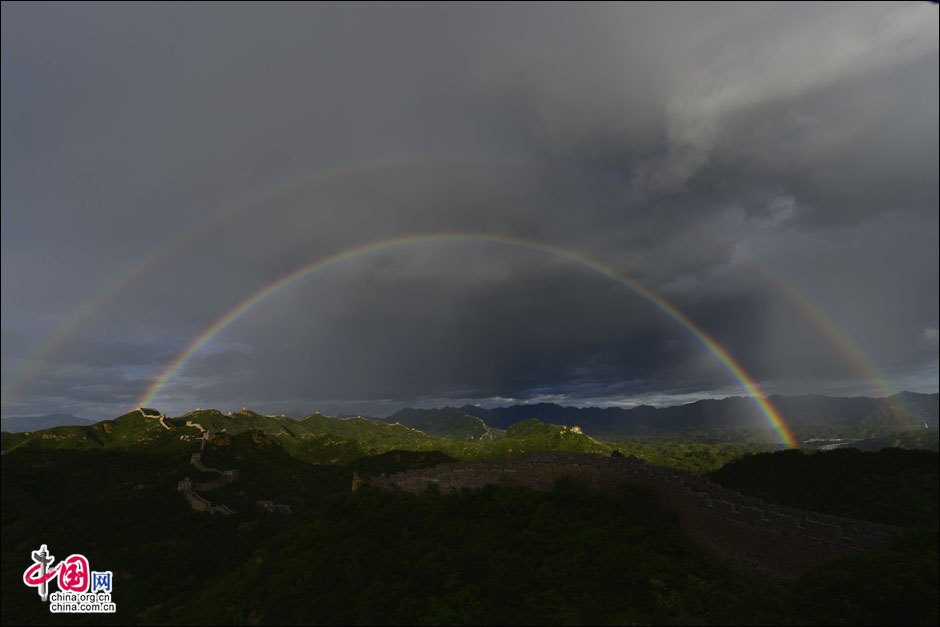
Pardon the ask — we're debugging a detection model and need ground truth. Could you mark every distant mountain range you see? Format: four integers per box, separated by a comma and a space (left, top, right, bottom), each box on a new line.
3, 392, 936, 444
0, 413, 94, 432
386, 392, 939, 437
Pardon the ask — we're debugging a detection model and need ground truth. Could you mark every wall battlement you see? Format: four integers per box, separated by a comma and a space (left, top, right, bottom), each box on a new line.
176, 426, 280, 518
179, 430, 238, 514
361, 451, 904, 578
137, 407, 171, 430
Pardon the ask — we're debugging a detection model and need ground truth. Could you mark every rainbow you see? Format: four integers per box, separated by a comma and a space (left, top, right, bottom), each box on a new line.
1, 153, 523, 412
137, 233, 800, 448
757, 266, 898, 395
654, 207, 910, 425
747, 263, 913, 427
3, 153, 903, 429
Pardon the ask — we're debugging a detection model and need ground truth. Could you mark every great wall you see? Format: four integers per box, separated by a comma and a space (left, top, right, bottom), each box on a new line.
137, 408, 291, 517
357, 451, 906, 579
134, 408, 907, 578
137, 406, 172, 430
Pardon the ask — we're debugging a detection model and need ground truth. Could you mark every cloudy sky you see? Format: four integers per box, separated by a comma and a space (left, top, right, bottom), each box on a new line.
2, 2, 937, 420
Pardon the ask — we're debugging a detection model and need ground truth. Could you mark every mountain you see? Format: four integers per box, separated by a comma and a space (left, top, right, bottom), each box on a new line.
453, 393, 939, 438
0, 413, 95, 432
1, 409, 182, 452
0, 407, 610, 463
458, 403, 660, 433
385, 407, 505, 441
1, 408, 935, 626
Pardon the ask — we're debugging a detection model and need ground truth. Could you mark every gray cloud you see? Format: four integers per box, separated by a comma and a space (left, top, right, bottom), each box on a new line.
2, 2, 937, 420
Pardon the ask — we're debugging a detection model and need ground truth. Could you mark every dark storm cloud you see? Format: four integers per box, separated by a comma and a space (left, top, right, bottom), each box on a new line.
2, 2, 937, 419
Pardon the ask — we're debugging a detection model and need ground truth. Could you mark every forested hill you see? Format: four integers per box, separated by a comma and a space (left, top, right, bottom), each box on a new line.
453, 393, 939, 436
3, 393, 935, 450
0, 408, 612, 465
385, 407, 505, 440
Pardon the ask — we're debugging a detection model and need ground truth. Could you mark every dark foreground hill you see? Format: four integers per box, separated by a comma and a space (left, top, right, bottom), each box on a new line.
709, 447, 939, 527
1, 424, 936, 626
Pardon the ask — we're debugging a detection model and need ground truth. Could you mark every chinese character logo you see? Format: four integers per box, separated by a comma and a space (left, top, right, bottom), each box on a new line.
23, 545, 112, 600
91, 571, 112, 594
23, 544, 57, 602
58, 555, 89, 592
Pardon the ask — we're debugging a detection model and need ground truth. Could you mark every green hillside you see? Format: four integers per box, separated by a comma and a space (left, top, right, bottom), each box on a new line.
1, 408, 937, 626
2, 427, 936, 626
1, 408, 613, 465
1, 410, 178, 452
297, 413, 432, 446
388, 407, 506, 441
171, 408, 300, 436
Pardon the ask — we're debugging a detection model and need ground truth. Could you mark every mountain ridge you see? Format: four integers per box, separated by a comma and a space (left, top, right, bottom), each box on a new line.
0, 413, 95, 432
452, 392, 939, 435
3, 393, 935, 454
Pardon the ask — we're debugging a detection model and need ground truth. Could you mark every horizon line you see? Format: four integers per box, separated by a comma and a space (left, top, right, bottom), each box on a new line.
5, 389, 934, 422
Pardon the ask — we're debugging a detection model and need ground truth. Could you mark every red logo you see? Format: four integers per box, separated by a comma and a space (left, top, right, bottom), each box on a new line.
23, 546, 91, 597
58, 555, 89, 593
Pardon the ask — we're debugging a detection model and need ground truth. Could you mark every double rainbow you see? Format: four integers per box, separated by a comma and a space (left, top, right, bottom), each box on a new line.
3, 156, 904, 436
137, 233, 800, 448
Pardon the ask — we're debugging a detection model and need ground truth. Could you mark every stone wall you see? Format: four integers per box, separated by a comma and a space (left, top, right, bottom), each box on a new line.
179, 429, 278, 518
137, 407, 171, 430
180, 486, 232, 515
362, 451, 905, 579
193, 471, 237, 491
180, 430, 237, 514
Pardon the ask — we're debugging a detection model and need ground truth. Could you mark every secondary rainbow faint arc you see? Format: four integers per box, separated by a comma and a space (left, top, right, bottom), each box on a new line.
732, 243, 913, 426
0, 153, 524, 411
3, 154, 901, 420
138, 233, 800, 448
687, 213, 905, 408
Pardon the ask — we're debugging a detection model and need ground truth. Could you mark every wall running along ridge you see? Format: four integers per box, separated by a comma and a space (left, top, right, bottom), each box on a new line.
168, 416, 237, 516
137, 407, 171, 430
167, 413, 291, 516
357, 451, 905, 579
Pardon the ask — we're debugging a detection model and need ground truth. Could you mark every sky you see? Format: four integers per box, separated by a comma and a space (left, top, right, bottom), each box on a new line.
2, 2, 938, 421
